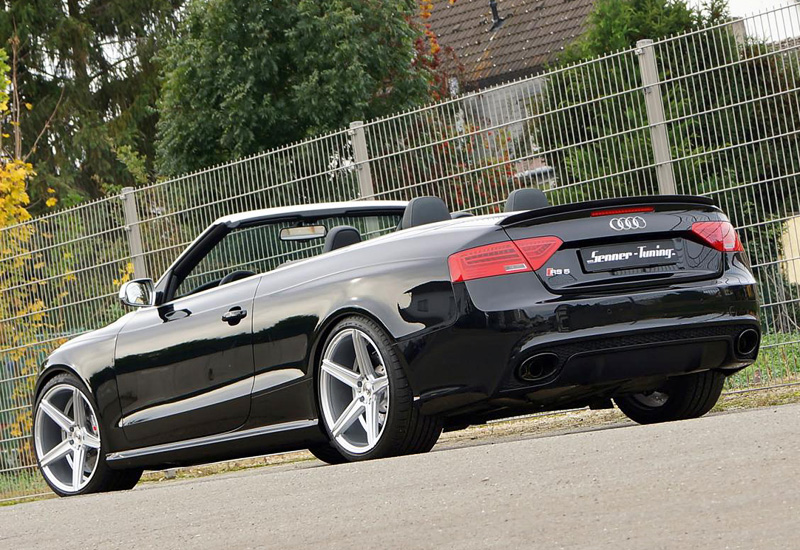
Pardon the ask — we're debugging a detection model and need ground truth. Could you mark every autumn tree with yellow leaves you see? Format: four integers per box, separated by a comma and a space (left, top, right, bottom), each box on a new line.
0, 51, 34, 227
0, 45, 63, 474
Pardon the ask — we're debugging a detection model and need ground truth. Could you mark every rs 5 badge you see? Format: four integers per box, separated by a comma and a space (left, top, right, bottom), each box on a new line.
546, 267, 570, 277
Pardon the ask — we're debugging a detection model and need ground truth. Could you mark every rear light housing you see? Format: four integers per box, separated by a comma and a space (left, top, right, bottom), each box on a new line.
691, 221, 743, 252
448, 237, 562, 282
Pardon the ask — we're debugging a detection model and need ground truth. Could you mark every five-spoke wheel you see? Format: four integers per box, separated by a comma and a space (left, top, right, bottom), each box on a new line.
319, 328, 390, 454
33, 373, 143, 496
34, 383, 101, 494
312, 316, 442, 463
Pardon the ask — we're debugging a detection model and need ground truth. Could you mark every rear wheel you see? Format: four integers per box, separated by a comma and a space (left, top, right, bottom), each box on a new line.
106, 468, 144, 492
614, 370, 726, 425
313, 316, 442, 463
33, 373, 141, 496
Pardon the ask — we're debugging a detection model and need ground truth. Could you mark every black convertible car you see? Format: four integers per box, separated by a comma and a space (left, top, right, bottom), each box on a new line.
32, 190, 760, 496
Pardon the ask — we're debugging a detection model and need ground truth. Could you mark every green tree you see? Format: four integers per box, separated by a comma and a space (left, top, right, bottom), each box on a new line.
564, 0, 706, 61
0, 0, 184, 211
156, 0, 434, 176
531, 0, 727, 205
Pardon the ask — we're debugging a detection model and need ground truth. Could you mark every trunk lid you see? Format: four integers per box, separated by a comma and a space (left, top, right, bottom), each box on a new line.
500, 196, 725, 293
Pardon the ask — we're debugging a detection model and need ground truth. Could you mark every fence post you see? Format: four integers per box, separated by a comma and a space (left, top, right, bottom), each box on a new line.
120, 187, 148, 279
349, 121, 375, 198
637, 39, 677, 195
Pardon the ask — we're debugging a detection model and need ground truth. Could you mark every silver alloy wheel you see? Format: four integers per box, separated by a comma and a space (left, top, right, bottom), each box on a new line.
632, 390, 669, 408
34, 384, 101, 493
319, 328, 390, 455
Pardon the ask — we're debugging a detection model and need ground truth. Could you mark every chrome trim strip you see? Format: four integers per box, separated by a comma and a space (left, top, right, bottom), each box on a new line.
106, 419, 317, 462
118, 378, 254, 428
251, 368, 305, 395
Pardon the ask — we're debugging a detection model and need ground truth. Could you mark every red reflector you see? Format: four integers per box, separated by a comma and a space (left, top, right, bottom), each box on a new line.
590, 207, 655, 217
448, 242, 530, 282
514, 236, 563, 271
691, 221, 743, 252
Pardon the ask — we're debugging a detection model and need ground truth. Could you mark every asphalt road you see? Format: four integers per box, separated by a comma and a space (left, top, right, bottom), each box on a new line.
2, 404, 798, 550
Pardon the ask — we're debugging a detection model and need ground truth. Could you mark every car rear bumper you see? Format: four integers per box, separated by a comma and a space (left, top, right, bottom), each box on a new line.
395, 266, 759, 417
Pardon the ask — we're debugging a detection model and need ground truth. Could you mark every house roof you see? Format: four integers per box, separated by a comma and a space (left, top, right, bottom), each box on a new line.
426, 0, 595, 89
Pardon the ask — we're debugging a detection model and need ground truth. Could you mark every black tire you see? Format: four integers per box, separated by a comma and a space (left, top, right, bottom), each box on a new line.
614, 370, 726, 425
314, 316, 442, 462
106, 468, 144, 492
400, 402, 443, 455
33, 373, 129, 497
308, 444, 348, 465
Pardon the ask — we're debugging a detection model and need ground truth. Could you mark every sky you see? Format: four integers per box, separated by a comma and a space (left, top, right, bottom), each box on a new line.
711, 0, 800, 41
726, 0, 791, 17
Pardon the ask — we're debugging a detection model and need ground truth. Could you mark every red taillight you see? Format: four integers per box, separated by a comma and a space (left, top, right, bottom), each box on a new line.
448, 242, 530, 282
515, 236, 563, 270
590, 206, 654, 217
691, 221, 743, 252
448, 237, 562, 282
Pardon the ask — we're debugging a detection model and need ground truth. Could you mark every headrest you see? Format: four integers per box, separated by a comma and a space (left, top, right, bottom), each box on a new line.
451, 211, 474, 219
504, 188, 549, 212
323, 225, 361, 252
400, 196, 450, 229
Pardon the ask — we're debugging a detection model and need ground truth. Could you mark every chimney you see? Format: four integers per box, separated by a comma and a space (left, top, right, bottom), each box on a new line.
489, 0, 505, 30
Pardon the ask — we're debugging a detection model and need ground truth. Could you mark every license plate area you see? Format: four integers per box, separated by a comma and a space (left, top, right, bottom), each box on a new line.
580, 239, 680, 273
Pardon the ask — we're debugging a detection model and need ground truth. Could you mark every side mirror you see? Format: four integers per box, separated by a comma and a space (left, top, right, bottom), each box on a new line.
119, 279, 155, 308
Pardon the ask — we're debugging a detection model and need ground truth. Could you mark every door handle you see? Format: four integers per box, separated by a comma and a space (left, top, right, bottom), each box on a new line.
221, 306, 248, 325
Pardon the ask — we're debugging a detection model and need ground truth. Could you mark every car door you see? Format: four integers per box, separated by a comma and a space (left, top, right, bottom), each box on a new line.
114, 276, 258, 446
113, 219, 286, 447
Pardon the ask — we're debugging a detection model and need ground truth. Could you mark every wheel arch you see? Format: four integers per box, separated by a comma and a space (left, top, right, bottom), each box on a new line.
307, 305, 396, 382
33, 364, 85, 403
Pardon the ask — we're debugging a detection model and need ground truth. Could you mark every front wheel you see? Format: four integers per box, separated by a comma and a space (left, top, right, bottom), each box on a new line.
313, 316, 441, 463
614, 370, 726, 425
33, 373, 142, 496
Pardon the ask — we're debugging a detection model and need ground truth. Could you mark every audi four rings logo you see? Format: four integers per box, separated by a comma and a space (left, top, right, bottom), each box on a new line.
609, 216, 647, 231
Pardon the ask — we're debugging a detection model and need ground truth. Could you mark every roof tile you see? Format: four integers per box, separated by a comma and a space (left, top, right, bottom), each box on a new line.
425, 0, 594, 88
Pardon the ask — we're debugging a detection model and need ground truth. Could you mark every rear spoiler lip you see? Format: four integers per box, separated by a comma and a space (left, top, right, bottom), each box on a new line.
499, 194, 719, 228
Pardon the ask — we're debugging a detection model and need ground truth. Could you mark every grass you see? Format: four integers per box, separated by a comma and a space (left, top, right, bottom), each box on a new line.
140, 451, 315, 483
726, 332, 800, 389
0, 468, 50, 506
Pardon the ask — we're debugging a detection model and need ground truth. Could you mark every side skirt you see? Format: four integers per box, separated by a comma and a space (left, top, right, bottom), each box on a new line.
106, 419, 319, 468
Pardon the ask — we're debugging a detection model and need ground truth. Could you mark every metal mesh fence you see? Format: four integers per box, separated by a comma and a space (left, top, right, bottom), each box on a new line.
2, 5, 800, 501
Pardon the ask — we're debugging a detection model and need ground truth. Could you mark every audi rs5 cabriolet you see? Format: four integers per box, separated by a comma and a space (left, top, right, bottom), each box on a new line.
32, 189, 760, 496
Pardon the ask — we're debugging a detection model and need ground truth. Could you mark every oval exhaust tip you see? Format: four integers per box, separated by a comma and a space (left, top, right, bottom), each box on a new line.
735, 328, 760, 357
518, 353, 560, 382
